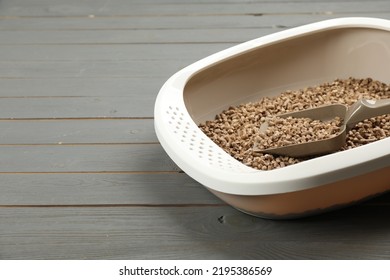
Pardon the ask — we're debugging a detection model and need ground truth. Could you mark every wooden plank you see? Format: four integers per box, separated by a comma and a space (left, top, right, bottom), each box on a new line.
0, 1, 388, 17
0, 43, 231, 61
0, 28, 278, 44
0, 60, 189, 78
1, 172, 387, 206
0, 77, 165, 97
1, 14, 389, 31
0, 144, 180, 172
0, 173, 220, 205
0, 119, 158, 144
0, 204, 390, 259
0, 0, 377, 12
0, 97, 155, 118
0, 0, 378, 11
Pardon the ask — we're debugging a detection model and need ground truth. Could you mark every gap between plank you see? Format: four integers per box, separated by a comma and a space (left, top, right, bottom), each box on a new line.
0, 117, 154, 120
0, 142, 160, 146
0, 10, 386, 20
0, 171, 184, 174
0, 203, 226, 208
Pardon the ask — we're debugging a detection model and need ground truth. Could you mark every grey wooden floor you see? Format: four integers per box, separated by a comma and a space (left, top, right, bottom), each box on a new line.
1, 0, 390, 260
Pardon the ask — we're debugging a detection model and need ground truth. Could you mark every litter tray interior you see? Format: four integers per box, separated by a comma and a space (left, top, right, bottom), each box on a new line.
183, 27, 390, 124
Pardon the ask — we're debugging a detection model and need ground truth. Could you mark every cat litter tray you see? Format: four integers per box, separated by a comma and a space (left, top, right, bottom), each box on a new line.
154, 17, 390, 219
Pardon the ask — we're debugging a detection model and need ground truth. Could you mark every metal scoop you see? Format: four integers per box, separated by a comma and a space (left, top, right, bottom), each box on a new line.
253, 99, 390, 157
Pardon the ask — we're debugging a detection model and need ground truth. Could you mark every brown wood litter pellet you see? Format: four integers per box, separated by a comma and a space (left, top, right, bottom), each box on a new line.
254, 116, 343, 150
198, 77, 390, 171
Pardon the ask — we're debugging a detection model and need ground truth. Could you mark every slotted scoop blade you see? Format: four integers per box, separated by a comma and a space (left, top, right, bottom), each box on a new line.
253, 99, 390, 158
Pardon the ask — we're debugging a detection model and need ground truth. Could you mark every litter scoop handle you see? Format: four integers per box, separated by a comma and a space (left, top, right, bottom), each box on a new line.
345, 98, 390, 129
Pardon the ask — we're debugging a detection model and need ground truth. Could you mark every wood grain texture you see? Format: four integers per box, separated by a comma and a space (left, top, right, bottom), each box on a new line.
0, 28, 279, 44
0, 97, 155, 118
0, 1, 389, 17
0, 173, 220, 205
0, 144, 179, 172
0, 119, 157, 144
2, 14, 389, 31
0, 44, 231, 61
0, 77, 165, 97
0, 60, 189, 78
1, 204, 390, 259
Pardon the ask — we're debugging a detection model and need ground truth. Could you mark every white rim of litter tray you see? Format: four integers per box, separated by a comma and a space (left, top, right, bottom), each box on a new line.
154, 17, 390, 196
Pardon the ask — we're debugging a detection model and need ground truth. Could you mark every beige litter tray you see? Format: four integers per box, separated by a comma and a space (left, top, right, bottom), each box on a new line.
154, 18, 390, 219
